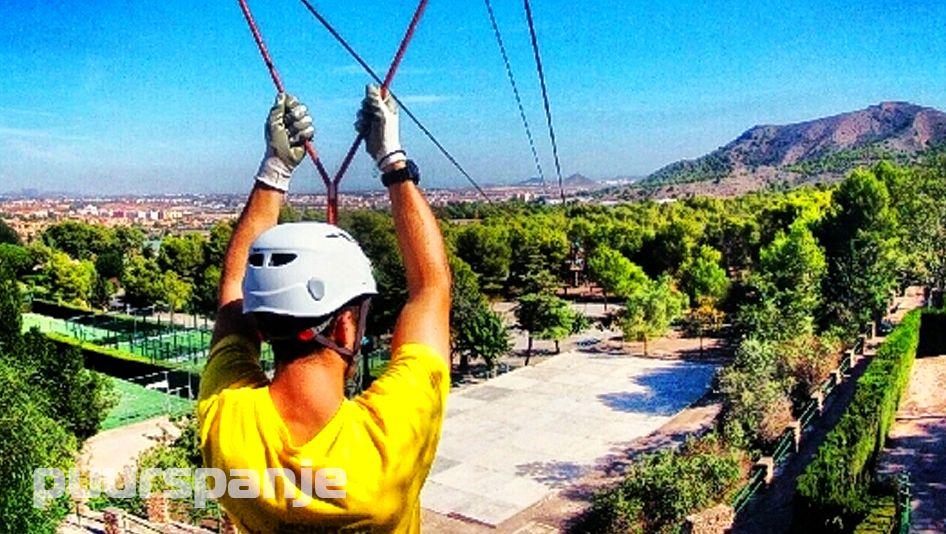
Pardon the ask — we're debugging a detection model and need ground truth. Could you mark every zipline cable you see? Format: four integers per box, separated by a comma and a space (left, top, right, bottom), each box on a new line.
296, 0, 492, 203
236, 0, 332, 186
523, 0, 566, 204
483, 0, 548, 196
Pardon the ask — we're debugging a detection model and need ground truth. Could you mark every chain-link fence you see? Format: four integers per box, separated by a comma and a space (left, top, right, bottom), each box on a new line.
23, 312, 274, 373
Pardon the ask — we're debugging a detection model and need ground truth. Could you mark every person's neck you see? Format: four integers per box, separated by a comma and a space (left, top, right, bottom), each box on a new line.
269, 349, 347, 445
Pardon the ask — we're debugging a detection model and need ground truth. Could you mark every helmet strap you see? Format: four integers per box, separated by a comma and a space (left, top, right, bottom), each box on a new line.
309, 299, 371, 360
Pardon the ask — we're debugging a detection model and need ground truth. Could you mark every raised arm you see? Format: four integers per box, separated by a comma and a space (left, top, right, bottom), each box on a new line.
357, 85, 452, 365
212, 93, 314, 346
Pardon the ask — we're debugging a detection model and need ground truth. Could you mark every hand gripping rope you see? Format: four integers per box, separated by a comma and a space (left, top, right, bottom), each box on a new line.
295, 0, 491, 203
236, 0, 332, 188
237, 0, 486, 224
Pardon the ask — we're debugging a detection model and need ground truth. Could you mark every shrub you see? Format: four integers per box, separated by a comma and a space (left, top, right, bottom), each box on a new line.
718, 338, 794, 449
795, 310, 922, 531
780, 333, 842, 400
852, 495, 896, 534
573, 434, 745, 533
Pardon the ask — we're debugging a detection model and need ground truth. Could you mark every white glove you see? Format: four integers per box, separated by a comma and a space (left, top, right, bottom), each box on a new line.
256, 93, 314, 191
355, 84, 406, 171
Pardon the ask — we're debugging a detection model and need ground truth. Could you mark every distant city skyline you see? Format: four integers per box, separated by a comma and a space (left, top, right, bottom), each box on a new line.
3, 0, 946, 194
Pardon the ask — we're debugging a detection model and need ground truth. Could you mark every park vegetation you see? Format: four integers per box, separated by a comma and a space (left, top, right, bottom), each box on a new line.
0, 266, 115, 532
2, 151, 945, 531
795, 309, 940, 531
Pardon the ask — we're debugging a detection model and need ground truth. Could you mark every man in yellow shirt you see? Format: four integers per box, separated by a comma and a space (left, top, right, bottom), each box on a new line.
198, 86, 451, 532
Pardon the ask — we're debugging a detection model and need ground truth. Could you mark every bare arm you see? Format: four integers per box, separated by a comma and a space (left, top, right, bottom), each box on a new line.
211, 184, 284, 347
357, 84, 451, 366
211, 93, 313, 347
388, 175, 452, 366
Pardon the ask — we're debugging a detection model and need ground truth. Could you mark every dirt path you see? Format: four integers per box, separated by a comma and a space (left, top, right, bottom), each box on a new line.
877, 354, 946, 533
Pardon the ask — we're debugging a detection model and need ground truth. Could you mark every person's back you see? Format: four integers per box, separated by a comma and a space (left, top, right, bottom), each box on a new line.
199, 86, 451, 532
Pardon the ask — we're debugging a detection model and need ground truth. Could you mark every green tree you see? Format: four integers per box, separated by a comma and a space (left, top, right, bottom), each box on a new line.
95, 250, 124, 280
507, 243, 558, 297
0, 364, 77, 532
113, 225, 146, 256
454, 307, 511, 376
90, 275, 117, 310
587, 246, 649, 306
620, 276, 687, 356
704, 214, 760, 273
163, 271, 193, 323
683, 298, 725, 356
817, 168, 901, 333
515, 293, 582, 363
737, 222, 826, 340
41, 221, 115, 260
204, 220, 235, 268
0, 243, 33, 276
158, 233, 206, 281
0, 266, 22, 348
44, 250, 97, 307
123, 255, 166, 310
507, 221, 570, 292
718, 338, 793, 448
0, 218, 21, 245
636, 217, 702, 277
679, 245, 729, 304
0, 269, 115, 531
454, 224, 511, 292
882, 159, 946, 290
193, 265, 221, 314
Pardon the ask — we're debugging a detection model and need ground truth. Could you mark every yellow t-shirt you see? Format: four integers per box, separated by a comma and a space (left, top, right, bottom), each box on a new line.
198, 336, 449, 533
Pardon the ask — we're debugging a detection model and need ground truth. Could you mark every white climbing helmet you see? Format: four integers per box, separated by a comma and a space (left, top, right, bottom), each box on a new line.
242, 222, 377, 318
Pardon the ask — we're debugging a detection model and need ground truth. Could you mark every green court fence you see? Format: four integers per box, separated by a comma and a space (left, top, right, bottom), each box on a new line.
23, 312, 274, 373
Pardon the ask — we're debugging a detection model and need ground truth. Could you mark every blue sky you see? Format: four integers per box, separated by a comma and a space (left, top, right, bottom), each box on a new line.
2, 0, 946, 194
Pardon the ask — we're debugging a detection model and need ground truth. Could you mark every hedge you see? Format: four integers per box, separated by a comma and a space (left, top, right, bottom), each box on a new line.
44, 332, 199, 400
30, 298, 95, 319
852, 496, 896, 534
794, 310, 923, 531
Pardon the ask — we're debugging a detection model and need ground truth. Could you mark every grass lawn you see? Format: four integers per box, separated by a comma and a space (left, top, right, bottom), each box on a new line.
100, 376, 194, 431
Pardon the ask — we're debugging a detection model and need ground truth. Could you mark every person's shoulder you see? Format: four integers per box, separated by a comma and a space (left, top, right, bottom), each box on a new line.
390, 343, 449, 374
199, 333, 267, 403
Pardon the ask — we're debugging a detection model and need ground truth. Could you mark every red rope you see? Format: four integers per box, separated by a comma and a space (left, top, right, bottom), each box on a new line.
330, 0, 430, 206
237, 0, 429, 223
235, 0, 332, 190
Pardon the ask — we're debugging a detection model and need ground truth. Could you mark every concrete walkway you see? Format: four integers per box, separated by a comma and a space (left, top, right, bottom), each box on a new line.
421, 351, 718, 526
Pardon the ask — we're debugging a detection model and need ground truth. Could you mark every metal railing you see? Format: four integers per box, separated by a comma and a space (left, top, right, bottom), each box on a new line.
729, 327, 872, 515
895, 471, 911, 534
732, 468, 766, 513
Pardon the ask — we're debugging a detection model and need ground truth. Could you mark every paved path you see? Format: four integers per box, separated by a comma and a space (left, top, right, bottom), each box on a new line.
421, 351, 719, 526
81, 416, 179, 474
878, 354, 946, 534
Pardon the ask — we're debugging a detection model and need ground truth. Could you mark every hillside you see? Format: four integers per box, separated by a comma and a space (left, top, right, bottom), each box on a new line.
638, 101, 946, 193
516, 173, 598, 189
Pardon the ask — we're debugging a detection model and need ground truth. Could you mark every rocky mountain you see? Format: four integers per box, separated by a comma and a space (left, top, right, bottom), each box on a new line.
640, 101, 946, 191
